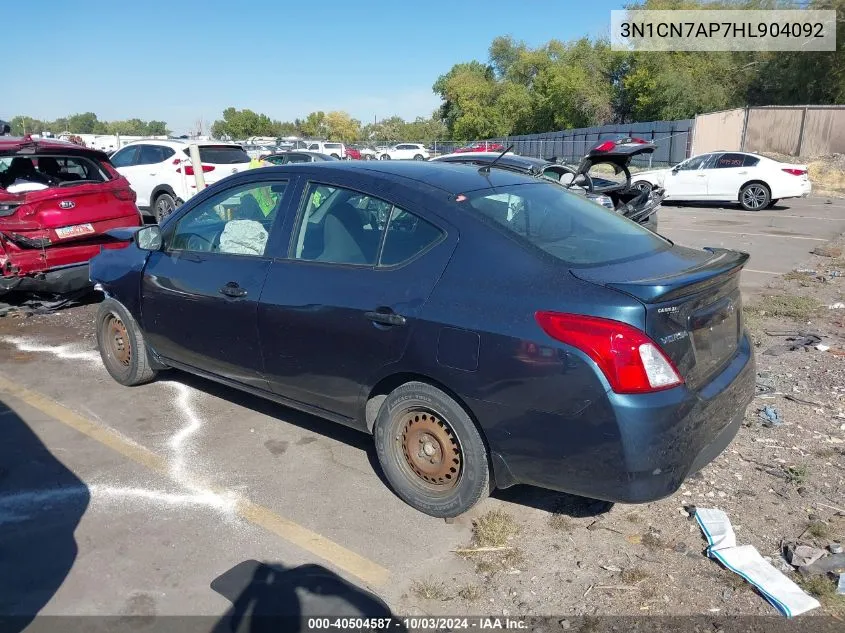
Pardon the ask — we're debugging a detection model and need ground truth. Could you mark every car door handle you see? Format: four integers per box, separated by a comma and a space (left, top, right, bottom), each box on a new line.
219, 282, 247, 298
365, 310, 406, 326
737, 171, 748, 174
697, 174, 707, 177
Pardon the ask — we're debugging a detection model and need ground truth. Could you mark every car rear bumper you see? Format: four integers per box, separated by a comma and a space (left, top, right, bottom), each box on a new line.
476, 334, 755, 503
0, 262, 91, 295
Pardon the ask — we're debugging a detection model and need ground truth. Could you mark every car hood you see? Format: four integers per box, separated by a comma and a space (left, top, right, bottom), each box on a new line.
632, 168, 671, 182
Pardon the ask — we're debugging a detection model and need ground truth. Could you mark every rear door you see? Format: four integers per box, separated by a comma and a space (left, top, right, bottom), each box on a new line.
258, 178, 456, 422
705, 153, 751, 200
140, 176, 294, 388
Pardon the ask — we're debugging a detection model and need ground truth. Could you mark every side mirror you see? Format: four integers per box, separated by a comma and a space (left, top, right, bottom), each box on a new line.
136, 225, 162, 251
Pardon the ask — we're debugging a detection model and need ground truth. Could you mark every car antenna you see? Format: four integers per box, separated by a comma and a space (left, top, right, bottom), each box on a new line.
478, 145, 513, 174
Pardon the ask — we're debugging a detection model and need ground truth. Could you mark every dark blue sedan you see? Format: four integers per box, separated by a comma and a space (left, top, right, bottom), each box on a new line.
90, 161, 755, 517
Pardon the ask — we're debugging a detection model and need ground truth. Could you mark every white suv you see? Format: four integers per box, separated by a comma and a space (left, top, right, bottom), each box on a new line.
378, 143, 429, 160
304, 141, 346, 159
110, 140, 251, 222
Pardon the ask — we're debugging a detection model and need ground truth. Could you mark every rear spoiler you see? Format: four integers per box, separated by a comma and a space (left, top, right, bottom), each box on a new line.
579, 248, 750, 304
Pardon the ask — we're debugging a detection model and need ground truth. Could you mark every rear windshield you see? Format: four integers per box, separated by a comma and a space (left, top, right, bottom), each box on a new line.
464, 183, 668, 266
0, 154, 109, 191
183, 146, 250, 164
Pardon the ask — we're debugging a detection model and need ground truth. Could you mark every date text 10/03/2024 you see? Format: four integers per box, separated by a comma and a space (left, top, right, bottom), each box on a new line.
306, 617, 529, 630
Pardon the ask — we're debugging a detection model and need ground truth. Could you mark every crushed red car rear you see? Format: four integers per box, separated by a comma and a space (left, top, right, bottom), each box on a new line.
0, 137, 141, 296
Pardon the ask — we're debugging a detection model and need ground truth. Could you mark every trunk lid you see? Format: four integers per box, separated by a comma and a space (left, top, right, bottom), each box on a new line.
572, 246, 748, 389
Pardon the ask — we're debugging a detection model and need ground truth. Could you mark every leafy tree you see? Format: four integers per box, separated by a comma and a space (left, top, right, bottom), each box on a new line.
210, 107, 275, 139
300, 111, 327, 138
324, 111, 361, 142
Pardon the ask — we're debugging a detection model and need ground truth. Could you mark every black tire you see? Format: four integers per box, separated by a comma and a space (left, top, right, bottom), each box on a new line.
739, 182, 770, 211
331, 153, 340, 159
380, 154, 391, 160
766, 198, 780, 209
96, 298, 157, 386
413, 154, 424, 161
631, 180, 652, 194
373, 381, 490, 517
153, 192, 177, 224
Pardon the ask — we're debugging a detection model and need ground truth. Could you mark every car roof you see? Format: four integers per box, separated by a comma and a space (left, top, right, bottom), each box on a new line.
0, 136, 109, 159
271, 159, 538, 193
123, 139, 242, 148
434, 152, 549, 174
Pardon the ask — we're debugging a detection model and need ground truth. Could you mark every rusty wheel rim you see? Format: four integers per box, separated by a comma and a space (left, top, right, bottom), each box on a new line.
398, 410, 462, 491
106, 314, 131, 367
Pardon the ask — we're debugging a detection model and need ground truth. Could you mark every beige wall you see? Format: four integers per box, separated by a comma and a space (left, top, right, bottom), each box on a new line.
800, 109, 845, 156
692, 109, 745, 154
744, 108, 804, 155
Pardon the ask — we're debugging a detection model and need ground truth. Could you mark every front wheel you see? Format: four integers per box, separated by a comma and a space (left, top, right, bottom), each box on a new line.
96, 298, 157, 386
739, 183, 770, 211
631, 181, 652, 194
373, 382, 490, 517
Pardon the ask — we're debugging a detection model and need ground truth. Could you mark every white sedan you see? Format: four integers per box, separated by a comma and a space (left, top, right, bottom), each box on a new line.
631, 151, 811, 210
378, 143, 430, 161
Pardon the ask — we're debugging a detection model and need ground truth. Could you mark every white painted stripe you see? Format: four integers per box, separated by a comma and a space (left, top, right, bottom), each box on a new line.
665, 228, 826, 241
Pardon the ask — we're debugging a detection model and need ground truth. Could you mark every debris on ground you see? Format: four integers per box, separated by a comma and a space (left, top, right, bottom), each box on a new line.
757, 405, 783, 427
798, 553, 845, 578
838, 574, 845, 595
830, 543, 843, 555
0, 291, 93, 317
817, 344, 832, 352
830, 302, 845, 309
812, 245, 842, 258
763, 331, 825, 355
785, 544, 827, 568
695, 508, 820, 616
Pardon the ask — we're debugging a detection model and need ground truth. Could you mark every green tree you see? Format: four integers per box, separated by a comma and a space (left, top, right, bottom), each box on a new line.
300, 111, 327, 137
210, 108, 275, 139
324, 111, 361, 142
66, 112, 102, 134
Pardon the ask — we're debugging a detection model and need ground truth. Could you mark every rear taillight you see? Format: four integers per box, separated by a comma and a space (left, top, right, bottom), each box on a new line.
782, 168, 807, 176
114, 188, 136, 202
594, 141, 616, 152
176, 165, 216, 176
534, 312, 683, 394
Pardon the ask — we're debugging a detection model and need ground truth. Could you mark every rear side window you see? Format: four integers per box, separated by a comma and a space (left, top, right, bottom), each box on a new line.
743, 155, 760, 167
324, 143, 342, 149
380, 207, 443, 266
714, 153, 745, 168
465, 183, 667, 266
183, 146, 250, 164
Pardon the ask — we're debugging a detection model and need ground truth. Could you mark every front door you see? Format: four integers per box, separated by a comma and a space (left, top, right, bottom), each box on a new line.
140, 177, 294, 389
665, 153, 711, 200
258, 181, 456, 423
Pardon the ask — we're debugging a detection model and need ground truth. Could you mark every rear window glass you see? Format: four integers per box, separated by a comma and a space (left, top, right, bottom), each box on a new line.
0, 154, 108, 190
464, 183, 667, 266
183, 146, 250, 164
324, 143, 342, 149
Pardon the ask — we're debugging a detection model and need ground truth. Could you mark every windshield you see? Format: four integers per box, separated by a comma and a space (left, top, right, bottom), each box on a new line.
0, 154, 109, 191
464, 183, 668, 266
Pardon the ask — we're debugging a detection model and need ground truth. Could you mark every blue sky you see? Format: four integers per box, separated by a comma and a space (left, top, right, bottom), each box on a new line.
9, 0, 624, 133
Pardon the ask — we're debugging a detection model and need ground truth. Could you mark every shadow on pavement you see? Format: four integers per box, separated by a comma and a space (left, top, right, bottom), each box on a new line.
210, 559, 404, 633
173, 372, 393, 491
0, 398, 89, 630
494, 485, 613, 518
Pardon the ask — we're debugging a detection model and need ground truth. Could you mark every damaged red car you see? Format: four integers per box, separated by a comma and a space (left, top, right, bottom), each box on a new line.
0, 137, 141, 296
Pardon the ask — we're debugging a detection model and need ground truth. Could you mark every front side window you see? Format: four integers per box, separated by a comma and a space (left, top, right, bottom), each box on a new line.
676, 154, 709, 171
110, 146, 138, 168
169, 180, 287, 256
465, 182, 666, 266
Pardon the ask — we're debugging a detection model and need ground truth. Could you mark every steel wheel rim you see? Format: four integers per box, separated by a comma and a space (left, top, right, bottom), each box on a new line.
634, 182, 651, 192
105, 314, 131, 367
743, 185, 766, 209
396, 409, 462, 492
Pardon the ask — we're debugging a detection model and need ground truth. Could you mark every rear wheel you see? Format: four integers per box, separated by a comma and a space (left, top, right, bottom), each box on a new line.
96, 298, 157, 386
153, 192, 177, 224
331, 153, 340, 159
631, 181, 652, 194
373, 381, 490, 517
739, 183, 770, 211
380, 154, 391, 160
413, 154, 424, 161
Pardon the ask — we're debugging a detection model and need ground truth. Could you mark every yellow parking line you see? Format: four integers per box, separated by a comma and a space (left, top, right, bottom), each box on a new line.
0, 373, 389, 587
